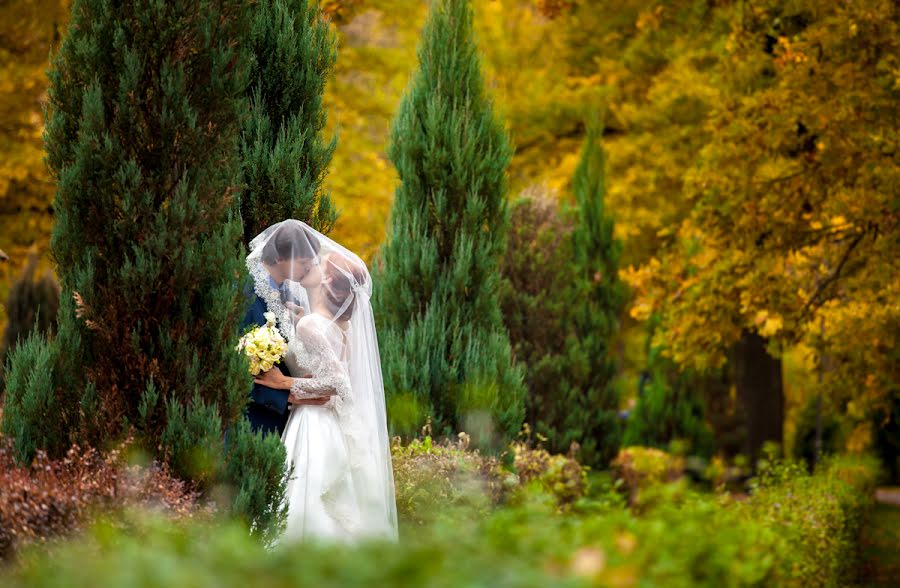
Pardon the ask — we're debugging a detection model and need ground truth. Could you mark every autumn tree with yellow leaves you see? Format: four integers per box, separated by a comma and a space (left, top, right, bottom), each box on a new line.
623, 0, 899, 454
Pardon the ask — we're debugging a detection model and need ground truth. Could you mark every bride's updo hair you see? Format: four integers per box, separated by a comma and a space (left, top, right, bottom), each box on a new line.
322, 253, 367, 321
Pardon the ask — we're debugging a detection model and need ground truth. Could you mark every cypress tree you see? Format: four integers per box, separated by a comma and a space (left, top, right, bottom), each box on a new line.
501, 129, 626, 466
239, 0, 338, 241
3, 0, 253, 483
374, 0, 525, 444
563, 126, 627, 465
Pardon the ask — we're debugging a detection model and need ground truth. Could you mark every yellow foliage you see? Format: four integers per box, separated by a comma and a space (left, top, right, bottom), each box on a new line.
622, 0, 899, 413
0, 0, 69, 333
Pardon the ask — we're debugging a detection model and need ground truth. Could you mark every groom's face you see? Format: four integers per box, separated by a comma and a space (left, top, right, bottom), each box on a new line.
267, 256, 316, 285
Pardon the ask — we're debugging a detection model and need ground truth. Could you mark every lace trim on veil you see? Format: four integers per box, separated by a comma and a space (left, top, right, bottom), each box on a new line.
247, 256, 297, 342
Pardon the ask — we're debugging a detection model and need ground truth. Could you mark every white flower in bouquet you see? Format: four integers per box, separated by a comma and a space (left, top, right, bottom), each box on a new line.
236, 312, 287, 375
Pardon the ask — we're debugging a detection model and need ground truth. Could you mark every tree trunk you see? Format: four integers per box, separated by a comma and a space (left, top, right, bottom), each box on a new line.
733, 331, 784, 463
698, 366, 745, 458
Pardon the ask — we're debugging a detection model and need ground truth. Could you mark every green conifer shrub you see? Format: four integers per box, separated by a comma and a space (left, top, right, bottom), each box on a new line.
0, 255, 59, 392
239, 0, 338, 241
2, 3, 289, 538
623, 318, 715, 457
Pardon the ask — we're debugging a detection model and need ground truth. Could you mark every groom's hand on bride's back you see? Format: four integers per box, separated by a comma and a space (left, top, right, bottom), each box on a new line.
290, 392, 329, 406
287, 374, 329, 405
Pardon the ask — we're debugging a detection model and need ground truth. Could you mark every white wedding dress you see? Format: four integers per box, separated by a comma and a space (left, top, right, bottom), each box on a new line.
280, 313, 359, 542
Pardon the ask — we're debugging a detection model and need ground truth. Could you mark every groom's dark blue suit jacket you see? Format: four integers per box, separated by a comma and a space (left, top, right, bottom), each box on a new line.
242, 291, 290, 437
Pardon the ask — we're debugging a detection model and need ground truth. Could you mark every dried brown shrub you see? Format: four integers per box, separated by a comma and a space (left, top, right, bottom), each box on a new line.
0, 436, 207, 559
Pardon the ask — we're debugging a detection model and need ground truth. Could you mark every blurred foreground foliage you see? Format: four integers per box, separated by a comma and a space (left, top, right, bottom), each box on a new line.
0, 434, 880, 588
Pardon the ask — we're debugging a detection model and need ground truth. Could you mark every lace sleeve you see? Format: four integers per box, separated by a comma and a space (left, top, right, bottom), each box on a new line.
289, 373, 346, 398
289, 322, 351, 404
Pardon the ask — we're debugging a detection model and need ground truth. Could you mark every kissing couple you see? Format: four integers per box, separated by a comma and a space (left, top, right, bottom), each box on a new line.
242, 220, 397, 543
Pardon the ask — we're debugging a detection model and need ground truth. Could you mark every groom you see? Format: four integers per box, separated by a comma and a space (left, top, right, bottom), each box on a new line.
243, 222, 327, 437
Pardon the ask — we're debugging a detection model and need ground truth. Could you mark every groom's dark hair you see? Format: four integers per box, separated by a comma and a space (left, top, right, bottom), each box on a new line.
261, 222, 321, 265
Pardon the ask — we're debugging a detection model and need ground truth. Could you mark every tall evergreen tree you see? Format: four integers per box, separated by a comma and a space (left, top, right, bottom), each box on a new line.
374, 0, 524, 444
240, 0, 338, 242
2, 0, 258, 493
501, 129, 626, 466
563, 125, 628, 465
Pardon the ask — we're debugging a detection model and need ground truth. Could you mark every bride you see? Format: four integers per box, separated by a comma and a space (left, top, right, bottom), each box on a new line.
247, 220, 398, 542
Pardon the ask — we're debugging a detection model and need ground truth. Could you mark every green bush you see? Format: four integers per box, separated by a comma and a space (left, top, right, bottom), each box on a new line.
1, 333, 62, 462
390, 433, 507, 526
736, 455, 880, 587
500, 126, 626, 469
623, 318, 715, 458
501, 188, 623, 469
610, 446, 685, 507
389, 426, 591, 525
0, 255, 59, 391
222, 419, 288, 544
510, 431, 588, 508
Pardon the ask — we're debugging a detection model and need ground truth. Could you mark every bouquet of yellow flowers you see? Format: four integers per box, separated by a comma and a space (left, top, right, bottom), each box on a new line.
236, 312, 288, 375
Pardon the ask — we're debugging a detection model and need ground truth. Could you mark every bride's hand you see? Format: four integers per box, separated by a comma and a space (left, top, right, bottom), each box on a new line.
254, 368, 292, 390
